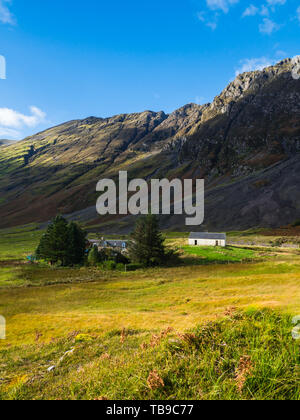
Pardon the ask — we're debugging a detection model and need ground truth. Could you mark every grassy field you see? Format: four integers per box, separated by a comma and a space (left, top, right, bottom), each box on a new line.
181, 245, 255, 263
0, 225, 43, 261
0, 227, 299, 400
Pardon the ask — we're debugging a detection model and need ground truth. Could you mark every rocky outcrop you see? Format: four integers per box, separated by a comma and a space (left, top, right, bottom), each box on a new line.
180, 58, 300, 180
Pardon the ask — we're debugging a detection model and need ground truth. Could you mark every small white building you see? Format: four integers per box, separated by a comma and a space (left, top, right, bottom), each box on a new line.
189, 232, 227, 247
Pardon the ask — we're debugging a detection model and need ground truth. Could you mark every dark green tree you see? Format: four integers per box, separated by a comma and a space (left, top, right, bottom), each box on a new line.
67, 222, 87, 265
36, 216, 86, 266
128, 214, 166, 267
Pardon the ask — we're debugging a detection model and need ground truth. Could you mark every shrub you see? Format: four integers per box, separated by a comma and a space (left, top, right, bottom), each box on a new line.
270, 237, 287, 247
88, 246, 100, 266
102, 260, 116, 271
116, 263, 125, 271
115, 252, 130, 265
98, 249, 129, 265
75, 334, 94, 343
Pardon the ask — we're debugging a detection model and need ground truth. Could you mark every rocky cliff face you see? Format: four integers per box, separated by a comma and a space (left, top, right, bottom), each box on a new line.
0, 58, 299, 230
180, 58, 300, 179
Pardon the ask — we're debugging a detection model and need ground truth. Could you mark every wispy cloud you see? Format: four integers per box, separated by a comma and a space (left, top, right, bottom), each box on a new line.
0, 127, 20, 138
0, 106, 46, 139
0, 0, 15, 25
259, 18, 280, 35
242, 4, 259, 18
207, 21, 217, 30
242, 4, 270, 18
235, 57, 277, 76
197, 11, 218, 30
198, 0, 239, 30
241, 0, 287, 35
260, 5, 269, 17
206, 0, 239, 14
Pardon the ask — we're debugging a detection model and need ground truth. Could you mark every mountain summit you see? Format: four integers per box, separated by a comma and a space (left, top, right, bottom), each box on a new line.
0, 58, 299, 231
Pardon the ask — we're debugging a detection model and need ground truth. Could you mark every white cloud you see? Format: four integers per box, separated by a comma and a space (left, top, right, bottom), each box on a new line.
0, 106, 46, 139
0, 0, 15, 25
197, 10, 218, 30
206, 0, 239, 14
242, 5, 259, 17
0, 127, 20, 138
242, 4, 271, 18
235, 57, 276, 76
198, 0, 238, 30
259, 18, 280, 34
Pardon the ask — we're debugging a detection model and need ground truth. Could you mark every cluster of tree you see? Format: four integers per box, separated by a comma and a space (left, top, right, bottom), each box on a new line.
36, 216, 86, 266
36, 214, 178, 268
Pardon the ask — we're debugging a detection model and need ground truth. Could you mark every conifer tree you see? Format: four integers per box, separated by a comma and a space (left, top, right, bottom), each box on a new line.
67, 222, 87, 265
128, 214, 166, 267
36, 216, 86, 266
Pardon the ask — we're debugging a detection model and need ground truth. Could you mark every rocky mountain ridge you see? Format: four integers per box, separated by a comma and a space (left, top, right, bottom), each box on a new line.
0, 58, 299, 231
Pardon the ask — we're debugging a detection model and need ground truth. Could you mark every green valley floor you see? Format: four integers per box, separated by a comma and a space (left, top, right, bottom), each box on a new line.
0, 226, 299, 400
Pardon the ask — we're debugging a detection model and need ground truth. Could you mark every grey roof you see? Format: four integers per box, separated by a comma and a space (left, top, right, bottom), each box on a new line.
189, 232, 226, 240
88, 239, 127, 247
102, 240, 128, 247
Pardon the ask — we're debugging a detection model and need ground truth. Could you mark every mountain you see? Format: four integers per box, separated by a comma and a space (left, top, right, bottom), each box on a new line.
0, 139, 15, 147
0, 58, 300, 231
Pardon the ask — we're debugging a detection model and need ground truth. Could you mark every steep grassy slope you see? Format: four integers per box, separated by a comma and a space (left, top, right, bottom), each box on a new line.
0, 107, 205, 228
0, 58, 300, 230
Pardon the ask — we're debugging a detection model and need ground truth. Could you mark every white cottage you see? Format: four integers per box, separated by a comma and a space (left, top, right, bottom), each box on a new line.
189, 232, 227, 247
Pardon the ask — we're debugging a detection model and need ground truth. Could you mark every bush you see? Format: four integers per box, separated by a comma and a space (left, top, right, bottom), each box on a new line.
102, 260, 116, 271
88, 246, 100, 266
270, 237, 287, 247
115, 252, 130, 265
116, 263, 125, 271
98, 249, 130, 265
292, 219, 300, 227
75, 334, 94, 343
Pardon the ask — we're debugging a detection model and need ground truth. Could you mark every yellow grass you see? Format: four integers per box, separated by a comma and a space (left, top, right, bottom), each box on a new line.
1, 251, 300, 349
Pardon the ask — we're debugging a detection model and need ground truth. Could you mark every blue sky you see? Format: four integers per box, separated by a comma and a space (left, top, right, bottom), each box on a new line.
0, 0, 299, 139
